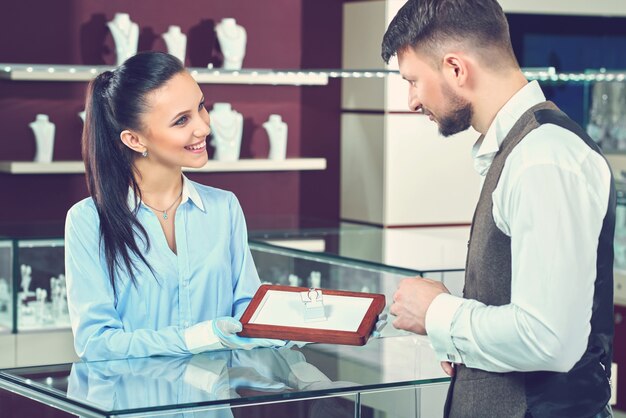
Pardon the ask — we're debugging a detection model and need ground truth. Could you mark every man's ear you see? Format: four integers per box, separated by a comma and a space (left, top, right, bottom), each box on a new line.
120, 129, 147, 154
441, 53, 469, 87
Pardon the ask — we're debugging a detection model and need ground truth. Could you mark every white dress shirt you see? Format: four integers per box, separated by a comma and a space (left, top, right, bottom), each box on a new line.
425, 81, 612, 373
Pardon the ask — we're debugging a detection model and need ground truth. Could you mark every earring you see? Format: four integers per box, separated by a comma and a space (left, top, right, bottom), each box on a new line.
141, 150, 148, 157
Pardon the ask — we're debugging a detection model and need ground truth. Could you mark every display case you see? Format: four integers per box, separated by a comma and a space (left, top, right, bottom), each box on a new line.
250, 240, 419, 302
0, 224, 76, 369
14, 239, 69, 332
0, 335, 450, 418
0, 236, 69, 335
249, 222, 467, 297
0, 238, 13, 335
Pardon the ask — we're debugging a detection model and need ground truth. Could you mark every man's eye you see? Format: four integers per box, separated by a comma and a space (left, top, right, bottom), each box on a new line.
175, 116, 188, 126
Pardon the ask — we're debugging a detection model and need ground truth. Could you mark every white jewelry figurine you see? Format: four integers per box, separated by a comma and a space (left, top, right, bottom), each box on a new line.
162, 25, 187, 64
209, 103, 243, 161
78, 110, 86, 124
215, 18, 247, 70
107, 13, 139, 66
29, 114, 55, 163
263, 114, 288, 160
288, 274, 300, 287
35, 288, 49, 324
20, 264, 33, 296
309, 271, 321, 289
0, 278, 8, 312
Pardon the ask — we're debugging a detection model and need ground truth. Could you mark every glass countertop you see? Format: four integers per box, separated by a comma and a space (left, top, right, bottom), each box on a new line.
0, 336, 449, 417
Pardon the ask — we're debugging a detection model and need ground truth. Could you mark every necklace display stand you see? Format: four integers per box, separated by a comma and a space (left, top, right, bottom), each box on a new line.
78, 110, 86, 124
215, 18, 247, 70
162, 25, 187, 64
209, 103, 243, 161
263, 114, 288, 160
107, 13, 139, 66
0, 278, 9, 313
29, 114, 55, 163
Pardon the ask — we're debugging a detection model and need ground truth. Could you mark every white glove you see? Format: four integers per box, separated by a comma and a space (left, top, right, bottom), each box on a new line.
212, 317, 286, 350
371, 313, 388, 338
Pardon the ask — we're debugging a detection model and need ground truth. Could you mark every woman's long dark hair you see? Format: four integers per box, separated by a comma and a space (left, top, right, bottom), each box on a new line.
82, 52, 184, 296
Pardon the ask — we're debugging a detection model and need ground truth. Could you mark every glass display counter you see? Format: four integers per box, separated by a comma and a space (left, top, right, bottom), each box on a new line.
0, 236, 69, 334
0, 335, 450, 418
0, 238, 13, 335
249, 222, 467, 297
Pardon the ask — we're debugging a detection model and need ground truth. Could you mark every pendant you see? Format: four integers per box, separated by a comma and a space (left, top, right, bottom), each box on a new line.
163, 211, 168, 220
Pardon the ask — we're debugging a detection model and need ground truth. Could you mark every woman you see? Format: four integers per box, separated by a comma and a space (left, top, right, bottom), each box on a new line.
65, 52, 283, 361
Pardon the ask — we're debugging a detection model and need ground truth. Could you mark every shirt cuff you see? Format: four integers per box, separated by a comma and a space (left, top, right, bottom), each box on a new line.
184, 320, 223, 354
425, 293, 465, 363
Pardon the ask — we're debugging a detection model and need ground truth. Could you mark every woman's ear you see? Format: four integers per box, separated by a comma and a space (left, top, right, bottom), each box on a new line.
120, 130, 147, 154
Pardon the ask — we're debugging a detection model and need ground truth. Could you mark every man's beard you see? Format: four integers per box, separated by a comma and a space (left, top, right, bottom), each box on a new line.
437, 84, 473, 137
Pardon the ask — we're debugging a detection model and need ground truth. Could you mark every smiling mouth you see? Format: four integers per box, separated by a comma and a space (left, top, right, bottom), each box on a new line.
185, 140, 206, 151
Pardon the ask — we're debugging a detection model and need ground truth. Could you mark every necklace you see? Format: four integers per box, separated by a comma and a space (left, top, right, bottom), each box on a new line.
142, 190, 182, 220
210, 113, 240, 144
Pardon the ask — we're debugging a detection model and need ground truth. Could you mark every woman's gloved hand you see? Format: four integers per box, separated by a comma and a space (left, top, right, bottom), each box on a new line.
212, 317, 286, 350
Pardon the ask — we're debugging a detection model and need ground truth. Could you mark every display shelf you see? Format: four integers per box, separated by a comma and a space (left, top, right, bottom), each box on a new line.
498, 0, 626, 17
0, 158, 327, 174
0, 64, 330, 85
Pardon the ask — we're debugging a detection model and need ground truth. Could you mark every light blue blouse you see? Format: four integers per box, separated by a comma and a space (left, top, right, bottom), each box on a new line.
65, 176, 261, 361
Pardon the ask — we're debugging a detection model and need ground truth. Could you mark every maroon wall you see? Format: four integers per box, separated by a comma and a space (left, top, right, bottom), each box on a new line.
0, 0, 342, 230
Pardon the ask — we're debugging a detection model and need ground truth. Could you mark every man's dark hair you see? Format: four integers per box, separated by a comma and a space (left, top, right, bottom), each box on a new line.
381, 0, 517, 68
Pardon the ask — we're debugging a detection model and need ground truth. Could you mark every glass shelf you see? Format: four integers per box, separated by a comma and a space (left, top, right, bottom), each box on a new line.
0, 158, 327, 175
2, 64, 624, 85
0, 64, 329, 86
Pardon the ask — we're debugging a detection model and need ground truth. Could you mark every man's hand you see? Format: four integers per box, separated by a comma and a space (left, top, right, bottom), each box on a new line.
440, 361, 455, 377
390, 277, 449, 335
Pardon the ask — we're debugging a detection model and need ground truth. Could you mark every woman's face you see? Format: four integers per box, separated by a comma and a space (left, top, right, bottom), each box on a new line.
138, 71, 211, 169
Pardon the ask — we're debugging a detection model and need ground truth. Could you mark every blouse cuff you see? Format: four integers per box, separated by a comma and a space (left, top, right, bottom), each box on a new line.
184, 320, 223, 354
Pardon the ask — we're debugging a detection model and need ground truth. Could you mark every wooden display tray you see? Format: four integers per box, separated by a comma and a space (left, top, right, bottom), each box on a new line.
238, 284, 386, 346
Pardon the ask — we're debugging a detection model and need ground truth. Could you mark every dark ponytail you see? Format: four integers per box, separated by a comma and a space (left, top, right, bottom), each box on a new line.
82, 52, 184, 296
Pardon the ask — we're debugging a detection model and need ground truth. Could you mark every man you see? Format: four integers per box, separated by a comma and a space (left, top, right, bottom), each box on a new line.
382, 1, 615, 417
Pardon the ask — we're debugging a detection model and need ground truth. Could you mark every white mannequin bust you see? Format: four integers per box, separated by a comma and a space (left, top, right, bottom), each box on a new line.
107, 13, 139, 66
20, 264, 33, 296
288, 274, 299, 287
263, 114, 288, 160
209, 103, 243, 161
215, 18, 247, 70
29, 114, 55, 163
0, 278, 8, 303
162, 25, 187, 63
78, 110, 86, 124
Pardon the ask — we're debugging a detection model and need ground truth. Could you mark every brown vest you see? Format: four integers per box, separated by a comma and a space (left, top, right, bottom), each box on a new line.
445, 101, 614, 418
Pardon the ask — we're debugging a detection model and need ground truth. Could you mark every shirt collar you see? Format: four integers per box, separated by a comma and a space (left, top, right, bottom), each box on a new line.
181, 175, 205, 212
126, 174, 205, 213
472, 81, 546, 175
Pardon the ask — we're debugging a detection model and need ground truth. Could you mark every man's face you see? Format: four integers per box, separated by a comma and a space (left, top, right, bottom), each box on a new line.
398, 48, 473, 137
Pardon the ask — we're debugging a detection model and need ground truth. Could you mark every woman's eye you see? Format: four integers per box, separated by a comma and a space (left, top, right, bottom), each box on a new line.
198, 101, 205, 111
175, 116, 188, 126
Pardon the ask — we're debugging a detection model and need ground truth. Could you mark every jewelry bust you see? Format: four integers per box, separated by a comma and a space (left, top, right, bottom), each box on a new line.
107, 13, 139, 66
263, 114, 288, 160
209, 103, 243, 161
215, 18, 247, 70
29, 114, 55, 163
162, 25, 187, 64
